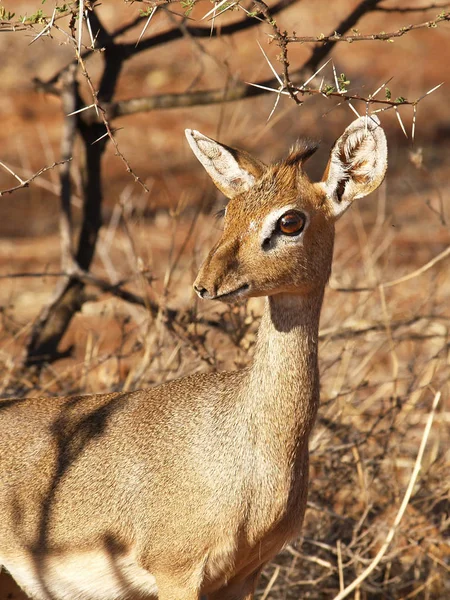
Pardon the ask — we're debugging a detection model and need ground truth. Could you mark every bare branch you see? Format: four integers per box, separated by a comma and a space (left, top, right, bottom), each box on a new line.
375, 2, 450, 13
123, 0, 179, 6
35, 0, 298, 91
73, 27, 149, 190
0, 269, 227, 332
0, 9, 71, 33
106, 78, 424, 119
59, 65, 78, 271
297, 0, 384, 70
0, 160, 71, 196
332, 245, 450, 293
286, 11, 450, 43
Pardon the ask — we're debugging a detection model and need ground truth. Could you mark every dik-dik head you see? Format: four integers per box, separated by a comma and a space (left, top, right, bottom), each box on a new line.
186, 116, 387, 302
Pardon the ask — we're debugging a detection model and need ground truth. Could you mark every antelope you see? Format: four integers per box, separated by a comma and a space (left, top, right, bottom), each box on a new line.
0, 115, 387, 600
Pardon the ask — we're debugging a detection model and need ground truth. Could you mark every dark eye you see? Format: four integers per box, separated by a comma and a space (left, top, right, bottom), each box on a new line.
277, 211, 306, 236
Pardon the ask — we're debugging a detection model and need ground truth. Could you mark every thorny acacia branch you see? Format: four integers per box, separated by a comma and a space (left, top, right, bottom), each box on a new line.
71, 11, 149, 190
107, 79, 438, 120
23, 1, 449, 98
375, 2, 450, 13
286, 11, 450, 43
35, 0, 297, 92
0, 160, 71, 196
17, 0, 445, 143
0, 8, 72, 33
104, 0, 446, 121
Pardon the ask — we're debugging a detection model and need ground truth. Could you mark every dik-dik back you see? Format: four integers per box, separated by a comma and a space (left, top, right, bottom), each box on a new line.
0, 116, 387, 600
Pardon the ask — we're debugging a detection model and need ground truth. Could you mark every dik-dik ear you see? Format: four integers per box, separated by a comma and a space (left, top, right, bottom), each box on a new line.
185, 129, 266, 198
319, 115, 387, 219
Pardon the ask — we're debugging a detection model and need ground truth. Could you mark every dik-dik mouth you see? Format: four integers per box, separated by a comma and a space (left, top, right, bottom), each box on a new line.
211, 283, 250, 302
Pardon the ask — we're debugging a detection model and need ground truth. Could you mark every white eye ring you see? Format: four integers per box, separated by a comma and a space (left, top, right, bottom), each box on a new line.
259, 205, 309, 249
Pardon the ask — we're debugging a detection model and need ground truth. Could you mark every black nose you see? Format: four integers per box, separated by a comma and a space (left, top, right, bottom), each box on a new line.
193, 284, 208, 298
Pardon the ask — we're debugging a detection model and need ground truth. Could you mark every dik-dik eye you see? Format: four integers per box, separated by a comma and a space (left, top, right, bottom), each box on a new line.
277, 211, 306, 236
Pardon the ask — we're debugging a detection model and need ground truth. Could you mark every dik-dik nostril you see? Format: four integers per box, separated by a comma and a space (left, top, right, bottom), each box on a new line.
193, 284, 208, 298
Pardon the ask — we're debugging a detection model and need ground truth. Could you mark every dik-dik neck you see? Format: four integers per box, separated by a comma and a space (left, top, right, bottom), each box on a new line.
244, 289, 324, 455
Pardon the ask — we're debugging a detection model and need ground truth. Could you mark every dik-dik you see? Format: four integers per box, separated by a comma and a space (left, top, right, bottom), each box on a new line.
0, 116, 387, 600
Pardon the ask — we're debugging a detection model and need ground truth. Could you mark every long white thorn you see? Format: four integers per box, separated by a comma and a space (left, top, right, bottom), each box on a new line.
29, 7, 56, 45
267, 91, 282, 122
136, 7, 157, 47
66, 104, 97, 117
210, 2, 216, 36
257, 41, 283, 86
394, 106, 408, 138
348, 102, 361, 118
85, 9, 95, 48
371, 76, 394, 99
91, 131, 110, 145
412, 104, 417, 143
332, 61, 341, 94
201, 0, 229, 21
29, 22, 50, 45
0, 160, 25, 184
416, 81, 444, 102
299, 58, 332, 90
245, 82, 290, 96
211, 1, 238, 20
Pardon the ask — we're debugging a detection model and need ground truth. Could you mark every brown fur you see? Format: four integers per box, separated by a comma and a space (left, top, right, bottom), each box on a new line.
0, 118, 387, 600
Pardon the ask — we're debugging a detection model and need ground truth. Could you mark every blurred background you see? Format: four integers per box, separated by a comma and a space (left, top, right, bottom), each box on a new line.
0, 1, 449, 598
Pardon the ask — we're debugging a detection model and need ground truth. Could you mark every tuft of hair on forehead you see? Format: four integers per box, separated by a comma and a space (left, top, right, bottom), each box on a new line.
283, 139, 319, 167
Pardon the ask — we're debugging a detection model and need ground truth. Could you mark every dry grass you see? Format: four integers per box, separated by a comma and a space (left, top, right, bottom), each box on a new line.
1, 168, 449, 599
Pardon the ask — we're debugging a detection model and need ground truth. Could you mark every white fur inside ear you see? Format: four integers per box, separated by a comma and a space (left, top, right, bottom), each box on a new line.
185, 129, 255, 197
323, 115, 387, 218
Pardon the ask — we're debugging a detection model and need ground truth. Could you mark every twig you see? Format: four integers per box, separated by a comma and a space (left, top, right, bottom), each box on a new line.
286, 12, 450, 43
332, 391, 441, 600
337, 540, 344, 592
332, 245, 450, 292
375, 2, 450, 13
381, 245, 450, 288
108, 79, 433, 118
73, 35, 149, 190
59, 65, 78, 271
260, 566, 280, 600
38, 0, 297, 89
136, 6, 157, 46
0, 272, 66, 279
0, 9, 72, 33
0, 160, 70, 196
0, 268, 231, 333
